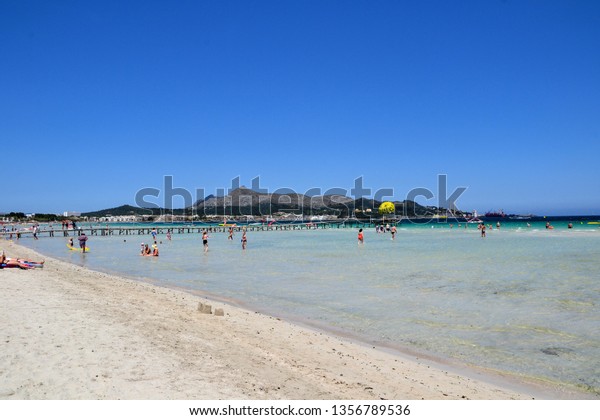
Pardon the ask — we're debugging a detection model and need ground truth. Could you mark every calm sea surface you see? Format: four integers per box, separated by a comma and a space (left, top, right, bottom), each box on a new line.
16, 220, 600, 395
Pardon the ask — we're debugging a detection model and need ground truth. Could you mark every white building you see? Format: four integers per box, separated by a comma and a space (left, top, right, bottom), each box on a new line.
95, 215, 141, 222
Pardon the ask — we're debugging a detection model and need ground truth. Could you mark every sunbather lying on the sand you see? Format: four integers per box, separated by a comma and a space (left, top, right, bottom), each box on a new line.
0, 251, 44, 269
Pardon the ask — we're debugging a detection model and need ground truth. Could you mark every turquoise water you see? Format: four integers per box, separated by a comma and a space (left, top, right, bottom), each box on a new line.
16, 223, 600, 395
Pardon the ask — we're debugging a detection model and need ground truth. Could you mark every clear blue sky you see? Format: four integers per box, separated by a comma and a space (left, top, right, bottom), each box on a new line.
2, 0, 599, 215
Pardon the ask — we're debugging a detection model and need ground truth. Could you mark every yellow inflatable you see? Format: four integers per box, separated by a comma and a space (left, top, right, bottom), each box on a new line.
67, 245, 90, 252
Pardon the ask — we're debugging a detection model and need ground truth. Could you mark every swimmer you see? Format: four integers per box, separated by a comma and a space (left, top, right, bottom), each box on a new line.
358, 228, 364, 244
241, 228, 247, 250
390, 225, 397, 240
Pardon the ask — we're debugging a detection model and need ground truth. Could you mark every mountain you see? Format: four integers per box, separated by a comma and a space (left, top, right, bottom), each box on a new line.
82, 189, 444, 219
82, 205, 159, 217
192, 187, 351, 214
191, 187, 435, 217
193, 194, 215, 205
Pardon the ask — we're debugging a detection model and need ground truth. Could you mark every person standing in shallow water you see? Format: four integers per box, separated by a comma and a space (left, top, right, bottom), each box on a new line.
241, 228, 247, 250
78, 232, 88, 252
358, 228, 364, 245
202, 230, 208, 253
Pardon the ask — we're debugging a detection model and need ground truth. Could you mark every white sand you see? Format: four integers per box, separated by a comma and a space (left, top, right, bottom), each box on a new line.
0, 240, 587, 400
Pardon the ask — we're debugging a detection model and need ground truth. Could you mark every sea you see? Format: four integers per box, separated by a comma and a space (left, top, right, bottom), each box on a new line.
11, 217, 600, 396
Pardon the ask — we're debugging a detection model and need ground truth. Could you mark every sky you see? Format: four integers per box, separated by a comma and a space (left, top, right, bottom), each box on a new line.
1, 0, 599, 215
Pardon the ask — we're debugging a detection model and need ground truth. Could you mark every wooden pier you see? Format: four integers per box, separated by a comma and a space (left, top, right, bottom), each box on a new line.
2, 221, 383, 238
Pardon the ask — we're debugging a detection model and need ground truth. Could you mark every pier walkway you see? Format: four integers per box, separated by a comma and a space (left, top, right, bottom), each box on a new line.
2, 221, 384, 238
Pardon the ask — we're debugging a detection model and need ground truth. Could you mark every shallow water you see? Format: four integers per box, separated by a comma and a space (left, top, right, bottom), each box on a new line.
18, 224, 600, 395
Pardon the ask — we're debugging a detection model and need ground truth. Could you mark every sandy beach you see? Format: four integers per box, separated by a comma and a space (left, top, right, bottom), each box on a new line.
0, 239, 587, 400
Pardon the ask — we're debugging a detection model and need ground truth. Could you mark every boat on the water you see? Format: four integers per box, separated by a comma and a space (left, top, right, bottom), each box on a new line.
484, 209, 506, 218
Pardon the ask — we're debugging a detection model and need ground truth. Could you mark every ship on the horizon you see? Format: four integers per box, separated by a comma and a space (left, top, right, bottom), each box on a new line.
484, 209, 506, 218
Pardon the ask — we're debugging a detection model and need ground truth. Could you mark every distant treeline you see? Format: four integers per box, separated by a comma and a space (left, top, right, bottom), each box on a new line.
2, 212, 68, 222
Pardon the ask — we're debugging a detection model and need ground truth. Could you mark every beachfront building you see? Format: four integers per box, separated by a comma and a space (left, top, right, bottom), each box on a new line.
91, 215, 142, 223
155, 214, 192, 223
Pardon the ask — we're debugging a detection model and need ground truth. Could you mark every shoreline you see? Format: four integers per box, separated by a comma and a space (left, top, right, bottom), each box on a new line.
1, 239, 592, 400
